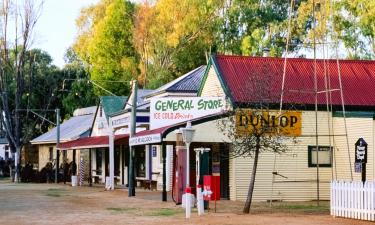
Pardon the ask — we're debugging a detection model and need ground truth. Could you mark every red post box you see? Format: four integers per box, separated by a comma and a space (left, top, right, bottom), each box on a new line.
203, 175, 220, 201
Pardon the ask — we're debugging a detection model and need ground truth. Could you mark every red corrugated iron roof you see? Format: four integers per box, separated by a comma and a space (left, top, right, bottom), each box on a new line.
58, 134, 129, 150
213, 55, 375, 107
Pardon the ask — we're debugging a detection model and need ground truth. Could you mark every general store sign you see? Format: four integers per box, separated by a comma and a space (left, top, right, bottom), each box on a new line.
236, 110, 302, 137
150, 97, 226, 129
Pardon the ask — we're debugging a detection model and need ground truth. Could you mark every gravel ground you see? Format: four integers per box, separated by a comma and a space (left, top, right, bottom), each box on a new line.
0, 179, 370, 225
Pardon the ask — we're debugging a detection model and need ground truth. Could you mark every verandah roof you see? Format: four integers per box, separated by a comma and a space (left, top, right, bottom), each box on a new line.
58, 134, 129, 150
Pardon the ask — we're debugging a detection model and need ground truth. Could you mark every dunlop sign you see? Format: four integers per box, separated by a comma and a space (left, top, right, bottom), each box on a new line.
236, 110, 302, 136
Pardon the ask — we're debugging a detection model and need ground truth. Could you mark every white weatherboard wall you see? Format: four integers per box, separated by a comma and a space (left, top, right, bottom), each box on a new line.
229, 112, 375, 202
200, 66, 225, 97
199, 64, 375, 201
332, 117, 374, 182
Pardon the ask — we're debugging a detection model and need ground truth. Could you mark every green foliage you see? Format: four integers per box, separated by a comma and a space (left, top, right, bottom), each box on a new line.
2, 48, 95, 141
216, 0, 300, 56
61, 48, 97, 117
70, 0, 375, 95
13, 49, 64, 140
133, 0, 221, 88
333, 0, 375, 59
74, 0, 137, 96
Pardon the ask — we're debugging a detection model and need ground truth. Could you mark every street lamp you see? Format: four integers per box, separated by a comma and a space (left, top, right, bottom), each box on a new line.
181, 121, 195, 187
180, 121, 195, 219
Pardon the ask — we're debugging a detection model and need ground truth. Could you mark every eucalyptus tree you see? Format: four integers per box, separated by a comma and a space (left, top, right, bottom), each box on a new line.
74, 0, 138, 96
133, 0, 223, 88
0, 0, 43, 181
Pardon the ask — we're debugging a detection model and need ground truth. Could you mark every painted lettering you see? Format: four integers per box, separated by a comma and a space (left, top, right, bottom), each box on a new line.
197, 99, 224, 110
279, 116, 288, 127
290, 116, 298, 127
236, 110, 302, 137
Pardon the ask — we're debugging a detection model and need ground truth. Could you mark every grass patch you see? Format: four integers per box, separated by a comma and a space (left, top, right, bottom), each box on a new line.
106, 207, 136, 214
145, 208, 183, 217
45, 188, 68, 197
245, 201, 330, 215
273, 202, 329, 214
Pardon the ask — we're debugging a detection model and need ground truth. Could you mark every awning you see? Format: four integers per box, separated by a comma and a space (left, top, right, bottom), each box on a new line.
129, 111, 230, 146
58, 134, 129, 150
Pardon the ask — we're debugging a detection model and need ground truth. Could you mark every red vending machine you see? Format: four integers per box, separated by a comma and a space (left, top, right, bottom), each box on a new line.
172, 147, 186, 204
203, 175, 220, 201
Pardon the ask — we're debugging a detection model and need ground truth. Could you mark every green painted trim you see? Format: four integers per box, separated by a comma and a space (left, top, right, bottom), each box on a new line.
333, 111, 375, 118
210, 56, 235, 107
197, 54, 234, 108
197, 57, 212, 96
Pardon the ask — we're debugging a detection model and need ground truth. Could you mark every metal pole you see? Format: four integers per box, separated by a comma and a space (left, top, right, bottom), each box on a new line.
186, 142, 190, 187
109, 122, 115, 190
55, 109, 60, 183
196, 150, 200, 189
89, 149, 92, 187
129, 80, 137, 197
162, 143, 167, 201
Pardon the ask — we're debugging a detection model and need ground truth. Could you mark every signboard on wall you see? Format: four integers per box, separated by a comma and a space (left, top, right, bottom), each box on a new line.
235, 110, 302, 137
150, 97, 227, 129
129, 134, 161, 146
355, 138, 367, 163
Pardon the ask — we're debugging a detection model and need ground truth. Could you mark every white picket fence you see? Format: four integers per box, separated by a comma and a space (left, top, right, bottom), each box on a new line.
331, 180, 375, 221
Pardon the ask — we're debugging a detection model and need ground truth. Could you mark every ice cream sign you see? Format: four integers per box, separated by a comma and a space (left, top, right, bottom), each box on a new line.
150, 97, 227, 129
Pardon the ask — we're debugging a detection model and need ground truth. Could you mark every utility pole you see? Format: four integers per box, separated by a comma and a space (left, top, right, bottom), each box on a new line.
109, 118, 115, 190
129, 80, 137, 197
55, 109, 60, 183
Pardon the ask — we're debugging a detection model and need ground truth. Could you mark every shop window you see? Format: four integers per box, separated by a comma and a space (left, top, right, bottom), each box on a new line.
49, 147, 53, 161
308, 146, 332, 167
135, 148, 145, 177
152, 146, 157, 157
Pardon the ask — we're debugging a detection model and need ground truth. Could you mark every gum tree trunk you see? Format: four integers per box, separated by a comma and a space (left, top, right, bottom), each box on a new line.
243, 136, 260, 214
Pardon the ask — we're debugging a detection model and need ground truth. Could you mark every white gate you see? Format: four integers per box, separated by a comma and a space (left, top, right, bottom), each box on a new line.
331, 180, 375, 221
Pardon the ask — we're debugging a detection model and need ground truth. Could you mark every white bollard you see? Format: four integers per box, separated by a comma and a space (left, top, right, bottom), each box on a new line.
71, 175, 78, 187
185, 187, 191, 219
197, 185, 204, 216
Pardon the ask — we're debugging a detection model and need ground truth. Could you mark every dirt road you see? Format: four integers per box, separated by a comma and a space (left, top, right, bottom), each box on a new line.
0, 180, 369, 225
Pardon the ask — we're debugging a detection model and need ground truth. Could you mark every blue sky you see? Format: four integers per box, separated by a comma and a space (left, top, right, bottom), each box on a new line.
33, 0, 99, 68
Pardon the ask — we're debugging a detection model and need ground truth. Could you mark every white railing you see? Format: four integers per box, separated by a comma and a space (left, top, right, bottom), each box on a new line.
331, 180, 375, 221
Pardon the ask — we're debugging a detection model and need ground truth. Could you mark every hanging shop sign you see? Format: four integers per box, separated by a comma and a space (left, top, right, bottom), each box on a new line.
111, 113, 150, 129
150, 97, 227, 129
235, 110, 302, 137
355, 138, 367, 163
129, 133, 161, 146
